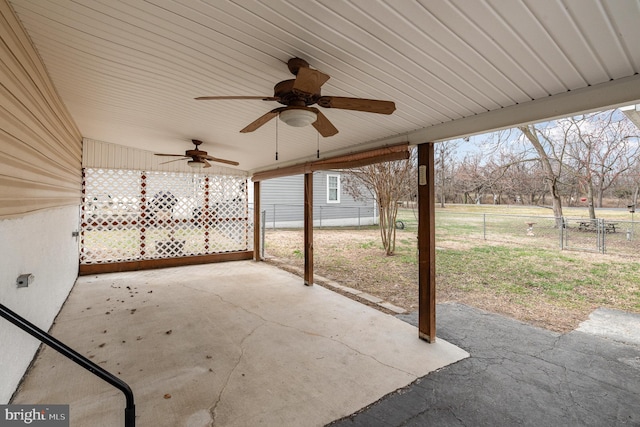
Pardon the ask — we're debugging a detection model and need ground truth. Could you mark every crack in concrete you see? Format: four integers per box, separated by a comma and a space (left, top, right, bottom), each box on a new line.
320, 332, 419, 377
183, 283, 419, 377
209, 322, 263, 426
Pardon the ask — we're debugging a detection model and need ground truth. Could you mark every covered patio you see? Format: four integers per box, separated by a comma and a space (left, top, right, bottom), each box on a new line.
2, 0, 640, 422
11, 261, 467, 426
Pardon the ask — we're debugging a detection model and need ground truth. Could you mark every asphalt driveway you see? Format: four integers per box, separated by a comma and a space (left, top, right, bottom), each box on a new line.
330, 303, 640, 427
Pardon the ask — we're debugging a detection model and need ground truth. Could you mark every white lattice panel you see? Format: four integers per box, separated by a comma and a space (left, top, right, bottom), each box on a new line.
81, 168, 250, 264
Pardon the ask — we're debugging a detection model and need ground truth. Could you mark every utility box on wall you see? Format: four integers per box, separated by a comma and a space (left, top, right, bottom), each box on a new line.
16, 274, 34, 288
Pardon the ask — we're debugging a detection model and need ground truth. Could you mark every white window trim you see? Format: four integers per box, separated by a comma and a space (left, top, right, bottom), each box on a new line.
326, 173, 340, 204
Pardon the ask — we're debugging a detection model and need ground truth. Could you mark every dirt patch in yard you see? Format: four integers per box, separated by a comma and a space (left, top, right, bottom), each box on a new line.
265, 229, 417, 308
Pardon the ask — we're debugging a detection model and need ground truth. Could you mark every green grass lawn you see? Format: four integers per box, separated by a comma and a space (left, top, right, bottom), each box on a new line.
387, 205, 640, 329
434, 244, 640, 311
394, 205, 639, 255
266, 210, 640, 331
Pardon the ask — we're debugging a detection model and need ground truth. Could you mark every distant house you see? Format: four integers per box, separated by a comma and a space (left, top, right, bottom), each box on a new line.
258, 171, 377, 228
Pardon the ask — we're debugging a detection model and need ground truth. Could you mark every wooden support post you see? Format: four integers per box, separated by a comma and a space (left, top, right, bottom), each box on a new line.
304, 172, 314, 286
253, 180, 261, 261
418, 143, 436, 342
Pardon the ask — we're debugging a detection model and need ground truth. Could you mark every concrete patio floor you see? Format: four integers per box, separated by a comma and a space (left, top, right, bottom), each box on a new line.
11, 261, 467, 426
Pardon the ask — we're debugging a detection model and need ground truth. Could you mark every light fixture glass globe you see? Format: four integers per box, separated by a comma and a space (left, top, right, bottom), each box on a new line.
279, 108, 317, 127
188, 160, 205, 169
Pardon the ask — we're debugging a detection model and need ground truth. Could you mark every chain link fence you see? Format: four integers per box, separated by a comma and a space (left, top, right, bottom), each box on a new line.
337, 208, 638, 257
255, 204, 638, 258
432, 212, 639, 256
254, 203, 378, 229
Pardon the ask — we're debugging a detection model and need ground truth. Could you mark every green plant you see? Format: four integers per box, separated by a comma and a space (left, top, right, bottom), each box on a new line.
359, 241, 378, 249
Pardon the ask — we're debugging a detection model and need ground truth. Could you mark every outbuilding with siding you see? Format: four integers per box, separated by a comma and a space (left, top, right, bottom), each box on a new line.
259, 171, 377, 229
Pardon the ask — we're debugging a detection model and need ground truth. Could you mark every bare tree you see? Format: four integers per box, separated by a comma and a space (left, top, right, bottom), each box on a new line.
342, 151, 415, 255
435, 140, 459, 207
630, 161, 640, 209
453, 153, 487, 204
611, 168, 640, 208
457, 130, 527, 205
493, 151, 544, 204
430, 108, 639, 215
452, 148, 516, 205
517, 125, 565, 226
562, 111, 640, 217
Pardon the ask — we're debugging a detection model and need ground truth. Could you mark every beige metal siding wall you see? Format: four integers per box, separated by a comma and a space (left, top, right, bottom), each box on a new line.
0, 0, 82, 217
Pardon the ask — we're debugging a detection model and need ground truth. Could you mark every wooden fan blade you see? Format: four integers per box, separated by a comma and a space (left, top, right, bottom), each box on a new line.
155, 153, 187, 157
240, 107, 285, 133
195, 96, 279, 101
310, 108, 339, 137
317, 96, 396, 114
159, 158, 189, 165
202, 159, 212, 169
201, 155, 239, 166
292, 67, 330, 95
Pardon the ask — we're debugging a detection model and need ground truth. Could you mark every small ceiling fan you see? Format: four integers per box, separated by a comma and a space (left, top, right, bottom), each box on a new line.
155, 140, 239, 169
195, 57, 396, 137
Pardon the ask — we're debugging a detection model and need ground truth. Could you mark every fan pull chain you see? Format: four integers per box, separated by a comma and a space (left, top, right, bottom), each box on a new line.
316, 131, 320, 159
275, 118, 279, 161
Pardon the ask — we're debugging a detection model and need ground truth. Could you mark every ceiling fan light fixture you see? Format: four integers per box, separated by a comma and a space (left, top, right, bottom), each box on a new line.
188, 159, 205, 169
279, 108, 317, 127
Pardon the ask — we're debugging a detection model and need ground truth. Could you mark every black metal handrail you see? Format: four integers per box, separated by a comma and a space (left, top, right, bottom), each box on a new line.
1, 303, 135, 426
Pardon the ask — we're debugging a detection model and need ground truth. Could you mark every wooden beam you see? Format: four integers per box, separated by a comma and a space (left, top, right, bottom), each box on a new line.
253, 180, 261, 261
417, 143, 436, 342
313, 150, 410, 171
251, 143, 409, 182
312, 144, 409, 167
78, 251, 254, 275
252, 163, 311, 182
304, 172, 313, 286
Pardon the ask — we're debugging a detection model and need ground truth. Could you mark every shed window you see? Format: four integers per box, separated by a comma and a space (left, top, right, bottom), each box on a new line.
327, 174, 340, 203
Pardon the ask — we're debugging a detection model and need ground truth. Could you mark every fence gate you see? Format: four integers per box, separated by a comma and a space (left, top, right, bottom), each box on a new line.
562, 217, 611, 253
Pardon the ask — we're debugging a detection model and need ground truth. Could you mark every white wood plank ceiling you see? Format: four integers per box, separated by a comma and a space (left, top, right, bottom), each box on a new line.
8, 0, 640, 173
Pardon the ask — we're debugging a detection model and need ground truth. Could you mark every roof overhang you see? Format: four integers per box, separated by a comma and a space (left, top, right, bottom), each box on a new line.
7, 0, 640, 174
620, 104, 640, 131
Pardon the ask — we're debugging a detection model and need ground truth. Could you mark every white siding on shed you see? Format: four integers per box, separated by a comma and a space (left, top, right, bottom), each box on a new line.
260, 172, 376, 228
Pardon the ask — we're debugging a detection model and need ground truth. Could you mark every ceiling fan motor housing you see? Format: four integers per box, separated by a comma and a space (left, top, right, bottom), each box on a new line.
274, 80, 319, 106
287, 57, 310, 75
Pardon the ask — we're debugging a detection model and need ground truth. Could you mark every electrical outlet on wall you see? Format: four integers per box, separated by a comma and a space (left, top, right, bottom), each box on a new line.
16, 274, 34, 288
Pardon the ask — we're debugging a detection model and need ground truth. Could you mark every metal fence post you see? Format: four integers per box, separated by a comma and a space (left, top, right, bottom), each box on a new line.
599, 218, 605, 254
272, 204, 276, 229
483, 213, 486, 240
